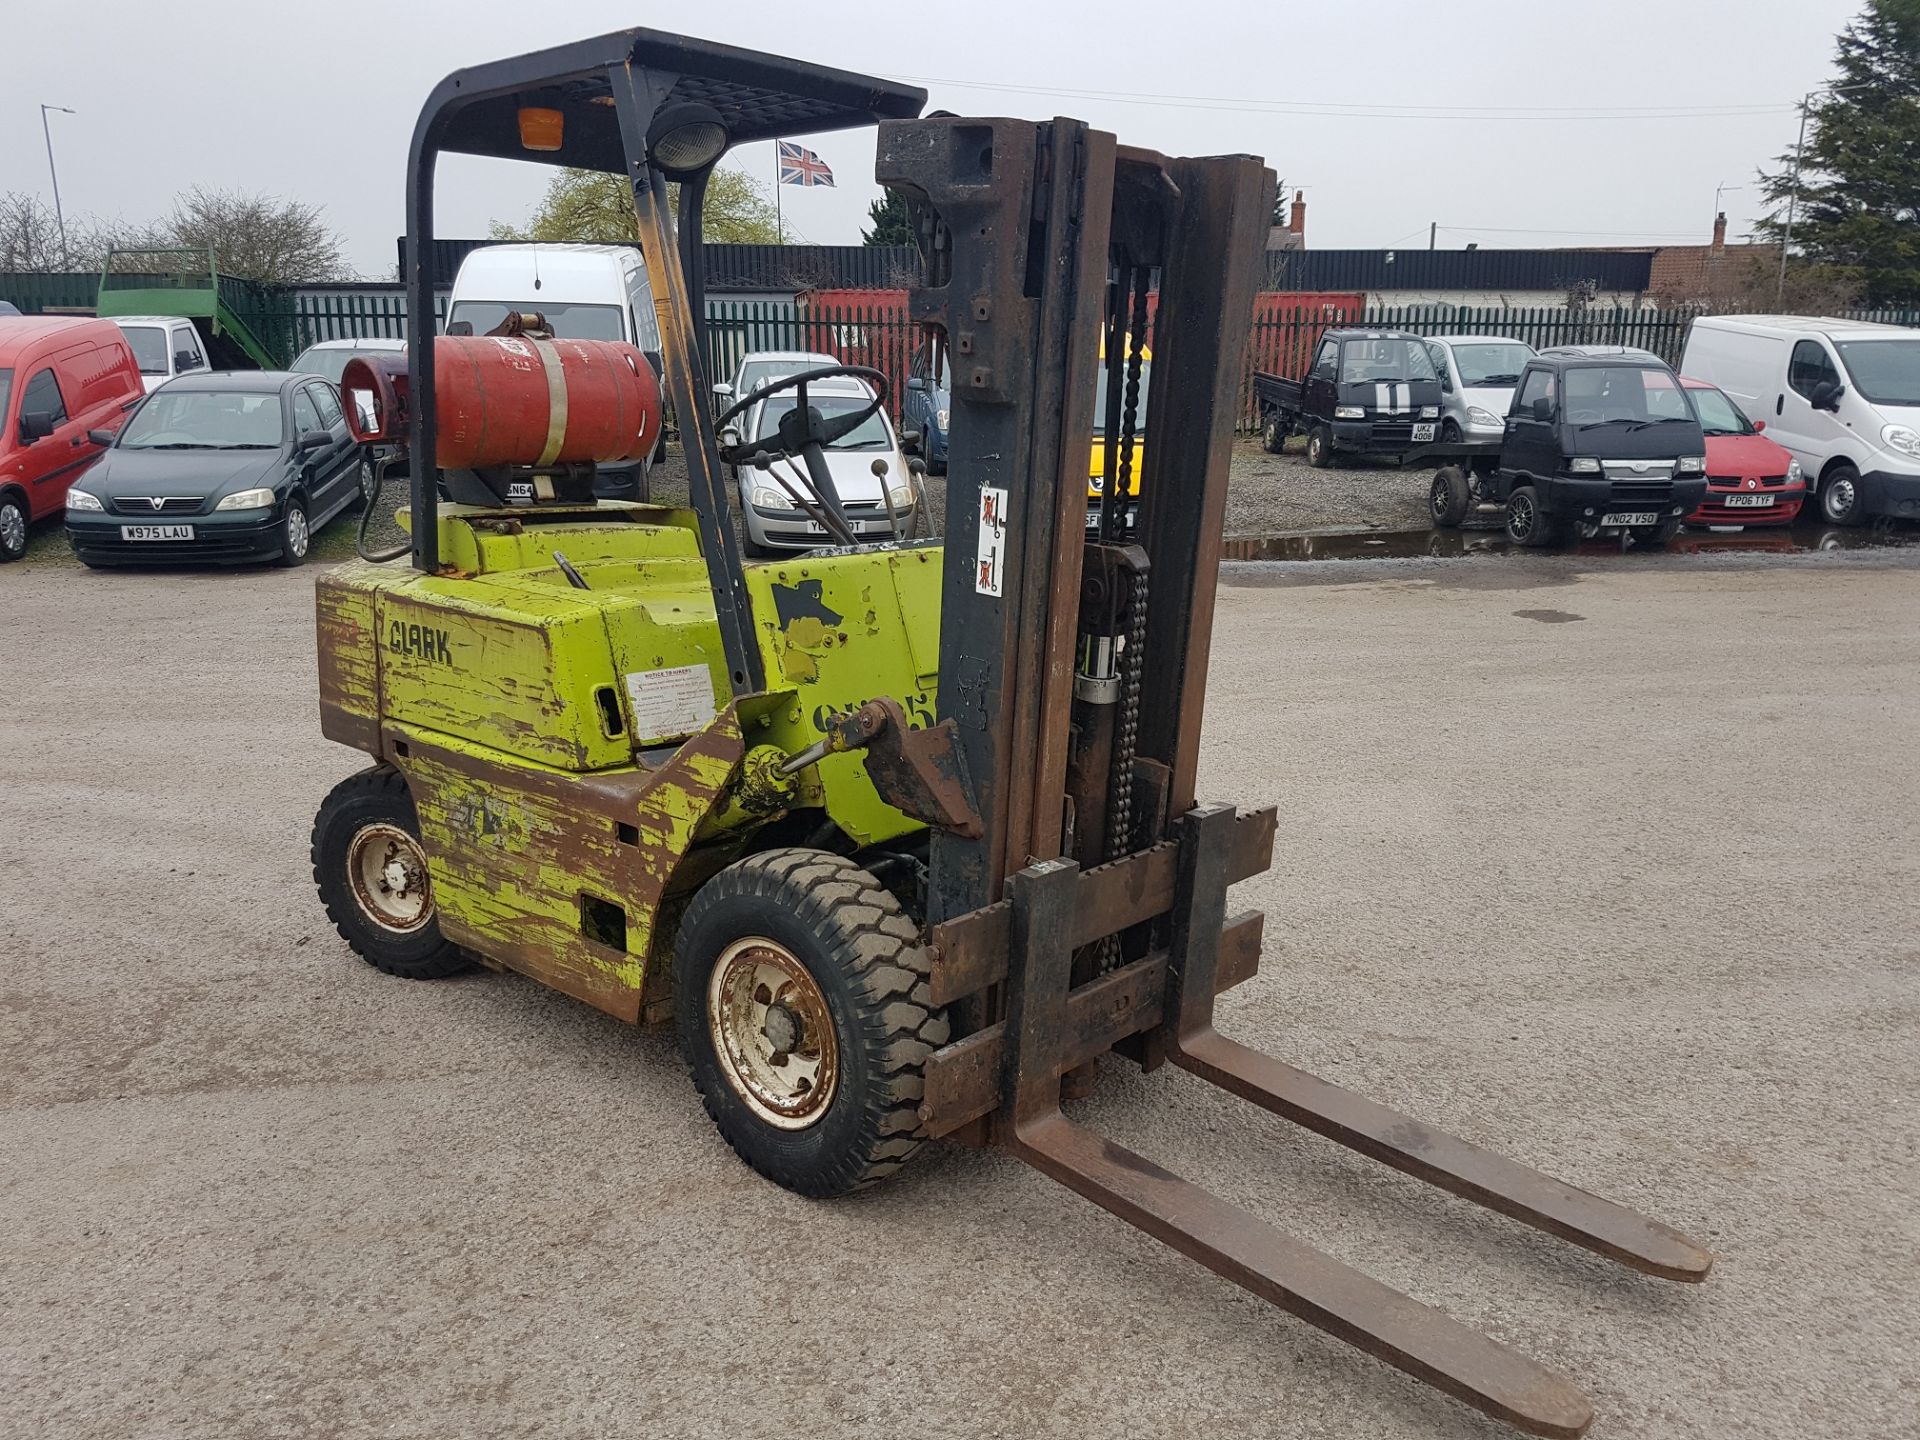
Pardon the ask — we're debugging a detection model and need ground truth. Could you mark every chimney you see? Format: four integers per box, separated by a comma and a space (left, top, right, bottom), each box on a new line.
1711, 212, 1727, 253
1289, 190, 1307, 243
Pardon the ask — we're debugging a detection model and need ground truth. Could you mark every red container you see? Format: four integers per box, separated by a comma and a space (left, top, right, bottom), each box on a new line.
341, 337, 662, 468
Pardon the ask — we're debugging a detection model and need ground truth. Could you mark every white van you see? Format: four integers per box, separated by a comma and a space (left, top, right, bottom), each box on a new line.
445, 244, 666, 494
1680, 315, 1920, 525
109, 316, 210, 393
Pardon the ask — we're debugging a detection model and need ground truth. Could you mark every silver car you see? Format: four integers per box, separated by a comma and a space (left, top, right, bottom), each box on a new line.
712, 348, 839, 408
1423, 336, 1536, 443
728, 374, 917, 554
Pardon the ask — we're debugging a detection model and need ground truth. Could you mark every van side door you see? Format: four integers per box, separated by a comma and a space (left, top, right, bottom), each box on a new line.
1304, 338, 1339, 420
1777, 338, 1854, 478
16, 361, 92, 519
1503, 366, 1557, 486
171, 323, 208, 378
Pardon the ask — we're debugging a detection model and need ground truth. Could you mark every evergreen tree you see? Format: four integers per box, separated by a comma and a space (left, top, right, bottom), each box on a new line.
1757, 0, 1920, 305
862, 188, 913, 246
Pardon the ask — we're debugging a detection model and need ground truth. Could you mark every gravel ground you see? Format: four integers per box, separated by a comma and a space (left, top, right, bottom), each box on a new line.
3, 540, 1917, 1440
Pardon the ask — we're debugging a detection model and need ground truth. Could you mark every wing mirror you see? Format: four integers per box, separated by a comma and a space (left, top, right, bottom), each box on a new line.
297, 429, 332, 454
1529, 397, 1554, 423
174, 351, 199, 372
1752, 419, 1766, 432
87, 428, 117, 447
712, 381, 734, 400
1808, 381, 1844, 413
904, 376, 925, 393
901, 427, 924, 455
19, 410, 56, 443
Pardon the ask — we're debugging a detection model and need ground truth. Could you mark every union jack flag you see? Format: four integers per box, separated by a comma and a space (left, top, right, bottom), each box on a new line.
778, 140, 835, 188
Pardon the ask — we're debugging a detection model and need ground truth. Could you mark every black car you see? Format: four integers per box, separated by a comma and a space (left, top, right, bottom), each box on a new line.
64, 371, 370, 567
1426, 352, 1709, 547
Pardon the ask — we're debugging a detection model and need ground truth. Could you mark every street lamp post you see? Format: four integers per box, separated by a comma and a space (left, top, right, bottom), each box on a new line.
40, 104, 75, 269
1776, 82, 1870, 308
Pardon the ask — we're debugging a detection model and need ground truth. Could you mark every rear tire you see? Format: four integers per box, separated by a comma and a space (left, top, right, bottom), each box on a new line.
1261, 413, 1287, 454
311, 767, 472, 980
1305, 426, 1335, 469
1429, 467, 1471, 527
0, 493, 27, 562
1820, 463, 1865, 525
1505, 484, 1559, 546
674, 848, 949, 1198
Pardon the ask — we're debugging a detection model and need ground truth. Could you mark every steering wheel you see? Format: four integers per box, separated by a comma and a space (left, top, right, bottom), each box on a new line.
714, 364, 889, 468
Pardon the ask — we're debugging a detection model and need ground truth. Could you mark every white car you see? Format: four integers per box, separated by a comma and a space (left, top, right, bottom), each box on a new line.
727, 373, 916, 554
713, 348, 839, 408
1680, 315, 1920, 525
109, 316, 210, 393
1423, 335, 1535, 442
291, 337, 406, 431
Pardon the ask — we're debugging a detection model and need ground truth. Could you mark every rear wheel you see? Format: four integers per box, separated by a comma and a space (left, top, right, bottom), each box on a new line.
1305, 426, 1335, 469
0, 493, 26, 563
311, 767, 472, 980
1261, 412, 1287, 454
674, 848, 949, 1198
1429, 467, 1471, 527
1505, 485, 1559, 546
1820, 463, 1865, 525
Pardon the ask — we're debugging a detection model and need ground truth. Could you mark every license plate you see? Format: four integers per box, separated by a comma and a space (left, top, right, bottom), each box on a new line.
120, 524, 194, 541
1723, 494, 1775, 508
1411, 423, 1436, 443
1600, 512, 1658, 528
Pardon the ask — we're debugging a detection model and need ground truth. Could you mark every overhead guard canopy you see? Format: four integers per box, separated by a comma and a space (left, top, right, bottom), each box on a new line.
414, 27, 927, 174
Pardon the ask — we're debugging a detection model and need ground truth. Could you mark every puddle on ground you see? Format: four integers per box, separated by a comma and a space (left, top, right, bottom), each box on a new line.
1220, 520, 1919, 563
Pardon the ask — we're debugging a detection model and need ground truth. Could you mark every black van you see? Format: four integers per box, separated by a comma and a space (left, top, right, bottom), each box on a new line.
1428, 352, 1710, 546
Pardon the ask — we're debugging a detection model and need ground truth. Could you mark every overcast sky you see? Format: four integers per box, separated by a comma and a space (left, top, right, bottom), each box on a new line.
5, 0, 1865, 280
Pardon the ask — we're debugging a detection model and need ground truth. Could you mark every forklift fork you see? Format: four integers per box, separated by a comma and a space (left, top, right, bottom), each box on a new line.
935, 804, 1710, 1439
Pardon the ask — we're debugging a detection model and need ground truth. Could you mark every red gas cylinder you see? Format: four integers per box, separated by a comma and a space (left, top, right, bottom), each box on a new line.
340, 337, 663, 469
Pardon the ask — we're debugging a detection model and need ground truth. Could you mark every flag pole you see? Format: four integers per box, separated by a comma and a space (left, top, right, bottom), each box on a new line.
774, 144, 784, 244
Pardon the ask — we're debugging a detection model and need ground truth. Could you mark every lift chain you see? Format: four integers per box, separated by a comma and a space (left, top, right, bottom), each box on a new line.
1096, 564, 1151, 972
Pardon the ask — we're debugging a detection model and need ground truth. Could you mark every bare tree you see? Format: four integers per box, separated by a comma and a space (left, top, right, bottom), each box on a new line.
169, 186, 350, 284
0, 192, 66, 271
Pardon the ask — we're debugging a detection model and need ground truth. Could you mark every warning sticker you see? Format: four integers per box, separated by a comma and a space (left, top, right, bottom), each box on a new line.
623, 664, 717, 744
975, 486, 1008, 596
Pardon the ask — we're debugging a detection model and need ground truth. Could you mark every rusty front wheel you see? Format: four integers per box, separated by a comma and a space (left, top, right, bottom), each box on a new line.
674, 849, 948, 1197
312, 767, 472, 980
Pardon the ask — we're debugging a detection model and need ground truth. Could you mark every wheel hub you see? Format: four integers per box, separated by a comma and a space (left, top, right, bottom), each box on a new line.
346, 822, 434, 933
706, 938, 838, 1130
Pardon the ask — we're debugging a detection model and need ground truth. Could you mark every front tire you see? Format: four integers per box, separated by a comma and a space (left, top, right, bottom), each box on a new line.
276, 497, 311, 567
1821, 463, 1865, 525
674, 848, 949, 1198
311, 767, 472, 979
1305, 426, 1335, 469
1505, 484, 1559, 546
0, 493, 27, 562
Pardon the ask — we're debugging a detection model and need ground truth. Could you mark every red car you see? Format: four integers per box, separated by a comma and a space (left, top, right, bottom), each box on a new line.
0, 317, 145, 561
1682, 376, 1805, 526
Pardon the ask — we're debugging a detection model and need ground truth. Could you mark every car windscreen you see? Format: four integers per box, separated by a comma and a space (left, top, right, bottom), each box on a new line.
1561, 367, 1696, 427
1340, 338, 1438, 384
292, 346, 389, 384
1835, 340, 1920, 407
446, 301, 625, 342
118, 390, 284, 449
736, 362, 815, 397
1688, 386, 1752, 435
754, 393, 890, 450
122, 326, 171, 375
1093, 360, 1155, 433
1449, 343, 1533, 388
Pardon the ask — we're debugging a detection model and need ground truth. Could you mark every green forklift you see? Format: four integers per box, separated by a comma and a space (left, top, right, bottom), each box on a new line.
308, 29, 1708, 1436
